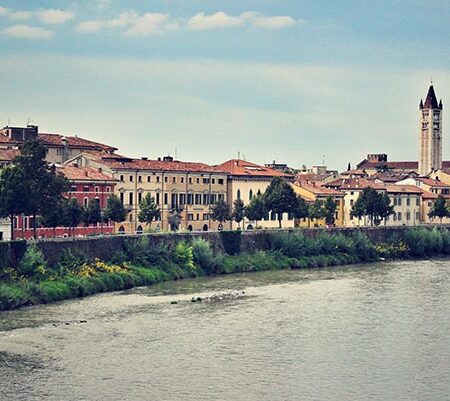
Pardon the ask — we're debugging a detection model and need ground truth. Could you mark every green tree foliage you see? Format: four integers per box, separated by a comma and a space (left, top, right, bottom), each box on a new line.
244, 193, 267, 228
309, 199, 325, 225
263, 177, 299, 228
350, 187, 393, 226
428, 195, 449, 223
293, 196, 309, 220
63, 198, 83, 236
211, 199, 232, 224
232, 198, 245, 228
0, 141, 68, 239
138, 193, 161, 228
323, 196, 337, 226
83, 199, 102, 226
104, 194, 127, 231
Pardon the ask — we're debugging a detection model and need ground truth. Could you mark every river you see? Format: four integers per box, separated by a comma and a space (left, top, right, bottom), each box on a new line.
0, 259, 449, 401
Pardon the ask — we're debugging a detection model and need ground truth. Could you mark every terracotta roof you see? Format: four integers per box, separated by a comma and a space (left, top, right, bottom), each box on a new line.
0, 133, 19, 145
416, 177, 450, 188
38, 133, 117, 152
102, 158, 225, 174
217, 159, 289, 178
325, 178, 385, 190
294, 182, 344, 197
57, 165, 118, 182
421, 191, 438, 200
357, 160, 450, 171
422, 85, 440, 109
0, 148, 20, 161
385, 184, 423, 194
295, 173, 334, 183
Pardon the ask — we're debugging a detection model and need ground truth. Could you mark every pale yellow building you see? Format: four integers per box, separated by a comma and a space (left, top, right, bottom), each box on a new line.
216, 159, 295, 229
67, 153, 228, 233
291, 182, 345, 227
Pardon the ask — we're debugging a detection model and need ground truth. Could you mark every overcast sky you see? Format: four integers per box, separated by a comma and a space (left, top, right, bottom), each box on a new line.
0, 0, 449, 170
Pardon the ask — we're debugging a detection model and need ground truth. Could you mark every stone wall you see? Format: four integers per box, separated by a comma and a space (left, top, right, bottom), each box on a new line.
2, 225, 450, 267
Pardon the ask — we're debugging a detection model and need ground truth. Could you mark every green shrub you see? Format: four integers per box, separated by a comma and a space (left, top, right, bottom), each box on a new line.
57, 248, 88, 276
17, 245, 49, 280
192, 238, 220, 274
124, 236, 150, 265
173, 241, 195, 271
351, 232, 378, 261
220, 231, 242, 255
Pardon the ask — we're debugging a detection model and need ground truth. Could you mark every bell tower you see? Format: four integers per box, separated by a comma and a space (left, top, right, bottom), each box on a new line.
419, 84, 443, 176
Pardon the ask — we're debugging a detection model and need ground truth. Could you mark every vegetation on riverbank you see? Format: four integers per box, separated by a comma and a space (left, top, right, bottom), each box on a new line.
1, 228, 449, 311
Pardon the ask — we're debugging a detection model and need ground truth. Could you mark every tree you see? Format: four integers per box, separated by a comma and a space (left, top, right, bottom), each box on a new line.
83, 199, 102, 227
0, 166, 31, 240
350, 194, 366, 225
211, 199, 231, 225
428, 195, 449, 223
309, 199, 325, 226
63, 198, 83, 236
245, 193, 267, 228
104, 194, 127, 232
232, 198, 245, 228
263, 177, 299, 228
292, 196, 309, 226
377, 193, 395, 226
0, 140, 68, 238
138, 193, 161, 229
168, 208, 182, 231
323, 196, 337, 226
41, 200, 65, 237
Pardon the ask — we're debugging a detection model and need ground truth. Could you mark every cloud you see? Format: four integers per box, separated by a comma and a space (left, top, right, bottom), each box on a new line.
0, 6, 8, 16
187, 12, 244, 31
106, 11, 138, 28
10, 11, 33, 21
3, 24, 53, 39
124, 13, 176, 36
77, 20, 104, 33
252, 16, 298, 30
37, 9, 74, 25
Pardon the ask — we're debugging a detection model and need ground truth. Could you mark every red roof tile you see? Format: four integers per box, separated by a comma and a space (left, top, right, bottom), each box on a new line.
386, 184, 423, 194
416, 178, 450, 188
0, 148, 20, 161
325, 178, 386, 190
217, 159, 290, 178
57, 165, 118, 182
38, 133, 117, 152
294, 182, 344, 197
101, 158, 225, 174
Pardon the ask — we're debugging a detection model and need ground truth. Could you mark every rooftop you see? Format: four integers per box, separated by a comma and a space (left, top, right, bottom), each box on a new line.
217, 159, 289, 178
57, 165, 118, 182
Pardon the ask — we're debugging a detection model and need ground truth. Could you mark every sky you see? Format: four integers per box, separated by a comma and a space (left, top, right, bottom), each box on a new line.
0, 1, 449, 171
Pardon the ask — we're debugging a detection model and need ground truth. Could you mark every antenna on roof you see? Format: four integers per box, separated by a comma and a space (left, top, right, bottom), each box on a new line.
237, 151, 240, 160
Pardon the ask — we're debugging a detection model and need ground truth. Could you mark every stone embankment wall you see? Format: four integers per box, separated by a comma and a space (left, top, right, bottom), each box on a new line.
1, 226, 449, 268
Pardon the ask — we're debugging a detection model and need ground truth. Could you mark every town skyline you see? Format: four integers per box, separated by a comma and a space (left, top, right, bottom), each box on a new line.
0, 1, 449, 169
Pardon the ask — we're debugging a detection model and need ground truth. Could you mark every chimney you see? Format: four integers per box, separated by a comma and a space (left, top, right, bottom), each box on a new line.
98, 167, 102, 173
84, 170, 88, 177
61, 136, 69, 162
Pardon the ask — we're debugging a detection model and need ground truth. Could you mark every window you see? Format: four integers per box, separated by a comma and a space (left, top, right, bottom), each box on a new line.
406, 211, 411, 221
406, 197, 410, 206
84, 197, 89, 207
196, 178, 200, 184
189, 177, 192, 184
156, 193, 160, 204
171, 193, 178, 207
212, 179, 215, 184
188, 214, 194, 221
95, 186, 99, 193
70, 185, 77, 192
397, 212, 402, 221
147, 176, 151, 183
138, 176, 142, 183
181, 177, 184, 184
187, 193, 193, 205
173, 177, 176, 183
203, 213, 209, 221
203, 178, 210, 184
196, 213, 200, 220
416, 198, 420, 206
138, 192, 142, 204
203, 194, 209, 205
164, 176, 168, 183
120, 193, 124, 205
210, 194, 216, 204
106, 186, 111, 193
164, 193, 168, 205
130, 175, 133, 182
129, 192, 133, 205
156, 176, 160, 183
270, 211, 276, 221
180, 194, 186, 205
195, 194, 202, 205
83, 185, 89, 192
397, 197, 402, 206
350, 199, 354, 206
218, 179, 224, 185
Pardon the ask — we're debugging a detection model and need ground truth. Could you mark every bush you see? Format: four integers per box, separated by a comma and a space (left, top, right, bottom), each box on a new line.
220, 231, 242, 255
57, 248, 88, 276
192, 238, 219, 274
173, 241, 195, 271
17, 245, 49, 280
124, 236, 151, 265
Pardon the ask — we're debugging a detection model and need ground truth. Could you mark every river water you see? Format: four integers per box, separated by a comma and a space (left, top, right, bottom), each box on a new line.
0, 259, 449, 401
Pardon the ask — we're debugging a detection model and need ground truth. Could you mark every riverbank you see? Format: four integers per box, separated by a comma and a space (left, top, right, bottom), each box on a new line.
1, 228, 449, 311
